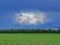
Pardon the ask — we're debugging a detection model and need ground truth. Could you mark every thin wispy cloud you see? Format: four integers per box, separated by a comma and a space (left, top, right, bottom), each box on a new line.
15, 11, 49, 25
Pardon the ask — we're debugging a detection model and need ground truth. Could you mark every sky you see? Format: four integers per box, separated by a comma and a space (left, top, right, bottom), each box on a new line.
0, 0, 60, 29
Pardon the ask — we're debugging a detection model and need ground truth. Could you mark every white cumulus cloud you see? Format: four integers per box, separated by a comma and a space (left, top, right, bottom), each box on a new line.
15, 11, 49, 25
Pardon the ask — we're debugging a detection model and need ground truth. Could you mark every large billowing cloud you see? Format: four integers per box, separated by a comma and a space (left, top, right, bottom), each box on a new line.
15, 11, 49, 25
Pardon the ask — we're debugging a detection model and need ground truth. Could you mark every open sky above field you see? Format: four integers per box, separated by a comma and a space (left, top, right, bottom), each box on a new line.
0, 0, 60, 29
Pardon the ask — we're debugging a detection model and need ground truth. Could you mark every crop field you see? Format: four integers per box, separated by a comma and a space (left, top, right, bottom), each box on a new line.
0, 33, 60, 45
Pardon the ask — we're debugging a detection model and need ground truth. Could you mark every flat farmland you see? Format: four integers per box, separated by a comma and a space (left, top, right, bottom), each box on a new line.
0, 33, 60, 45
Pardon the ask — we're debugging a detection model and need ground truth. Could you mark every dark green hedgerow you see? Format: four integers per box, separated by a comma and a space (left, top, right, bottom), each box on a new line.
0, 29, 60, 33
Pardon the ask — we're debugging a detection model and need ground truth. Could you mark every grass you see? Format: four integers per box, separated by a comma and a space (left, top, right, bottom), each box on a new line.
0, 33, 60, 45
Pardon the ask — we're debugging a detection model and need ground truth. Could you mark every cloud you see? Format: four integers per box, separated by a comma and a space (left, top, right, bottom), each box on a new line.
15, 11, 49, 25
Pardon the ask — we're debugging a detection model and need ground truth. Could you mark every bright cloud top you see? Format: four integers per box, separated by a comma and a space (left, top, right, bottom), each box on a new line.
16, 11, 49, 25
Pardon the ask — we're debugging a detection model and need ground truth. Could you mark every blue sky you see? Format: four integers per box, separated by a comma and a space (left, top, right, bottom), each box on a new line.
0, 0, 60, 29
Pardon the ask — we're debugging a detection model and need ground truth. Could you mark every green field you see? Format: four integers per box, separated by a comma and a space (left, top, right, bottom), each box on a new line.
0, 33, 60, 45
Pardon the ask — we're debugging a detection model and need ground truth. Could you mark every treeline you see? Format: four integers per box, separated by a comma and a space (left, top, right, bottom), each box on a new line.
0, 29, 60, 33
